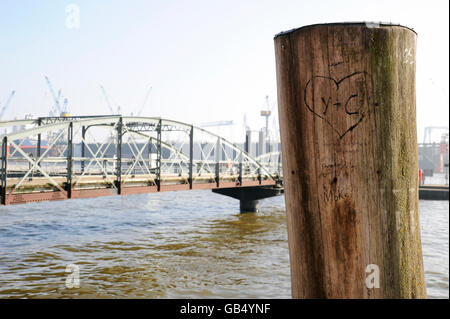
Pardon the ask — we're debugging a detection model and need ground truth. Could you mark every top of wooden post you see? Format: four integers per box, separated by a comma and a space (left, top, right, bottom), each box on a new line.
274, 22, 417, 39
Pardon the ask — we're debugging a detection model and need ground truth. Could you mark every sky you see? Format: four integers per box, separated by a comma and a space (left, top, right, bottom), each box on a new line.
0, 0, 448, 143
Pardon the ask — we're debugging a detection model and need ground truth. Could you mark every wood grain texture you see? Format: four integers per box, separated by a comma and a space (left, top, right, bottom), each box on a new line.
274, 23, 425, 298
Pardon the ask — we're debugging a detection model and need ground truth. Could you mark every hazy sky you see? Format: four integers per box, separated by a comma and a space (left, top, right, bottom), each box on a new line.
0, 0, 448, 142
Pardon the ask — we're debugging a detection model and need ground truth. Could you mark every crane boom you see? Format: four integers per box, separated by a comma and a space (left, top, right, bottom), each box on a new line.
45, 76, 62, 116
62, 98, 68, 113
198, 120, 234, 128
137, 86, 152, 116
0, 90, 15, 120
100, 85, 116, 115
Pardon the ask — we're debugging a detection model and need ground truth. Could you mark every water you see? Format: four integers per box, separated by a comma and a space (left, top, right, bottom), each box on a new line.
419, 200, 449, 298
0, 190, 447, 298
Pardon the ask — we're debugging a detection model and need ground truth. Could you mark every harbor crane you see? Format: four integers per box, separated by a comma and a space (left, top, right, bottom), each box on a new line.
0, 90, 15, 121
100, 85, 121, 115
45, 76, 69, 116
101, 85, 152, 117
136, 86, 152, 117
260, 95, 272, 136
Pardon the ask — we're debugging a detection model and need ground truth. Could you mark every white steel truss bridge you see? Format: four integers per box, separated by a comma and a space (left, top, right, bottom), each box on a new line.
0, 116, 283, 211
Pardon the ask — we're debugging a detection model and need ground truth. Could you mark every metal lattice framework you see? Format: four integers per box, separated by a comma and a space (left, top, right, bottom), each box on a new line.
255, 152, 283, 178
0, 116, 282, 205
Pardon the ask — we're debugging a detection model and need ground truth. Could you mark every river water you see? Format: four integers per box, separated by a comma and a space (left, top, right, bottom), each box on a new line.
0, 190, 447, 299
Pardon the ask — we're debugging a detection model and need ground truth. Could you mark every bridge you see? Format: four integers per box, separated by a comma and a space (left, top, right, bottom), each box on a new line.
0, 116, 283, 211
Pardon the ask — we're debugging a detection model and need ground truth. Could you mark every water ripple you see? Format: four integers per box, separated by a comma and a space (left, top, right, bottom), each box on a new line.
0, 191, 447, 298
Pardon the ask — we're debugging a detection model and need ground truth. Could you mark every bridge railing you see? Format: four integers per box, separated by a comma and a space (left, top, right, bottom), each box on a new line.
255, 152, 283, 178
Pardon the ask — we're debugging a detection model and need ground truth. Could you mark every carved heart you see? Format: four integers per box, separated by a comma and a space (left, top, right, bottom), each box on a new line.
304, 72, 370, 139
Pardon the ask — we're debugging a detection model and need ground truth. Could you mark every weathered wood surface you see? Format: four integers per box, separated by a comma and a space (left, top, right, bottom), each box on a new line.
274, 23, 426, 298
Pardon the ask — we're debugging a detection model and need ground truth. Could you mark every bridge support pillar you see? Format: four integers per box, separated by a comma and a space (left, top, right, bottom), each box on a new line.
212, 185, 283, 214
239, 199, 259, 213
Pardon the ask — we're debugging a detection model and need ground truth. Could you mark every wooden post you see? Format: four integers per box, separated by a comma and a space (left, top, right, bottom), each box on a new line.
274, 23, 426, 298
